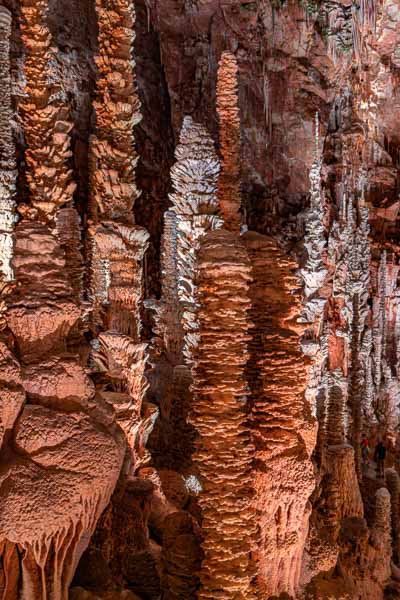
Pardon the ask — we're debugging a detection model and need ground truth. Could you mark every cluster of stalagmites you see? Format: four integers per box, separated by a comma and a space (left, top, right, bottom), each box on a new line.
1, 1, 397, 598
0, 1, 154, 598
297, 73, 400, 593
149, 50, 317, 600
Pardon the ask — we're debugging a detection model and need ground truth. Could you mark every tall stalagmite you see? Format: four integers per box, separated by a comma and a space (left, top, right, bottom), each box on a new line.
244, 231, 316, 598
170, 116, 222, 364
190, 50, 257, 599
191, 230, 257, 600
89, 0, 151, 466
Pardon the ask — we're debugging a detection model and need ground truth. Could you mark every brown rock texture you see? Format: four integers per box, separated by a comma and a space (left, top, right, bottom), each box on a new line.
3, 0, 400, 599
190, 229, 257, 600
88, 0, 151, 468
243, 230, 316, 598
216, 51, 241, 234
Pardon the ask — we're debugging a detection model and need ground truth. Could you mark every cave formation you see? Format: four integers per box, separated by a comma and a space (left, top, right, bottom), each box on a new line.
1, 0, 400, 599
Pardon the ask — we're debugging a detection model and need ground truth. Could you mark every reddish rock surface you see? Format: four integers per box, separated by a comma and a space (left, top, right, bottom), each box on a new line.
1, 0, 400, 599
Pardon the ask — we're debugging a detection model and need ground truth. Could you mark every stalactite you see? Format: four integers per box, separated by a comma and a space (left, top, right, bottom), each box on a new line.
216, 51, 241, 233
190, 229, 257, 600
0, 6, 17, 284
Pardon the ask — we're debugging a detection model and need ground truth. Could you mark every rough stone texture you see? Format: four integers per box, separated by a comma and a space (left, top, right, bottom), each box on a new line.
243, 230, 317, 598
190, 229, 257, 600
2, 0, 400, 599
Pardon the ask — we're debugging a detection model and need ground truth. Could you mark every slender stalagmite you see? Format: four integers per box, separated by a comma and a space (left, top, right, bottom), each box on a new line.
20, 0, 76, 219
190, 50, 257, 600
216, 51, 241, 233
169, 116, 222, 364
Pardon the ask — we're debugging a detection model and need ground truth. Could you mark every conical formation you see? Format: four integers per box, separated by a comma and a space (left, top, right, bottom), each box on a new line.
89, 0, 152, 468
216, 51, 241, 233
190, 229, 257, 600
170, 116, 222, 365
0, 5, 125, 599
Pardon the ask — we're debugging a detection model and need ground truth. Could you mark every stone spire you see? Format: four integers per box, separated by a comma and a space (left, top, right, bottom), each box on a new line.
216, 51, 242, 233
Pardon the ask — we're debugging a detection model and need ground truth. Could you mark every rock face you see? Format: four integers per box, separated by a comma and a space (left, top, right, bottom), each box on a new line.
2, 0, 400, 599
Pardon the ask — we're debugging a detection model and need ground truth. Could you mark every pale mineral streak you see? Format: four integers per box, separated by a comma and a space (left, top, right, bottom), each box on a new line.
0, 6, 17, 283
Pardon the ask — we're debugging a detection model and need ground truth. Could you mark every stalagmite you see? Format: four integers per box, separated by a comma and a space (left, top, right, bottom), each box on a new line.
374, 488, 392, 550
244, 231, 316, 598
0, 4, 126, 599
190, 230, 257, 600
216, 51, 241, 233
19, 0, 76, 219
89, 0, 151, 467
169, 116, 222, 364
386, 469, 400, 563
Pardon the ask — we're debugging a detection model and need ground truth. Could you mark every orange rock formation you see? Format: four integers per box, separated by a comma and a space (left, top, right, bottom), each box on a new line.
0, 4, 125, 597
89, 0, 152, 469
216, 51, 241, 233
190, 229, 257, 600
243, 231, 316, 598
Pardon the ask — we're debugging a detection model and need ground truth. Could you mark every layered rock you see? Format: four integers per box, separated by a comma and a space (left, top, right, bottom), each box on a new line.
88, 0, 151, 468
169, 116, 222, 364
190, 229, 257, 600
19, 0, 77, 220
243, 230, 316, 598
0, 5, 126, 598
